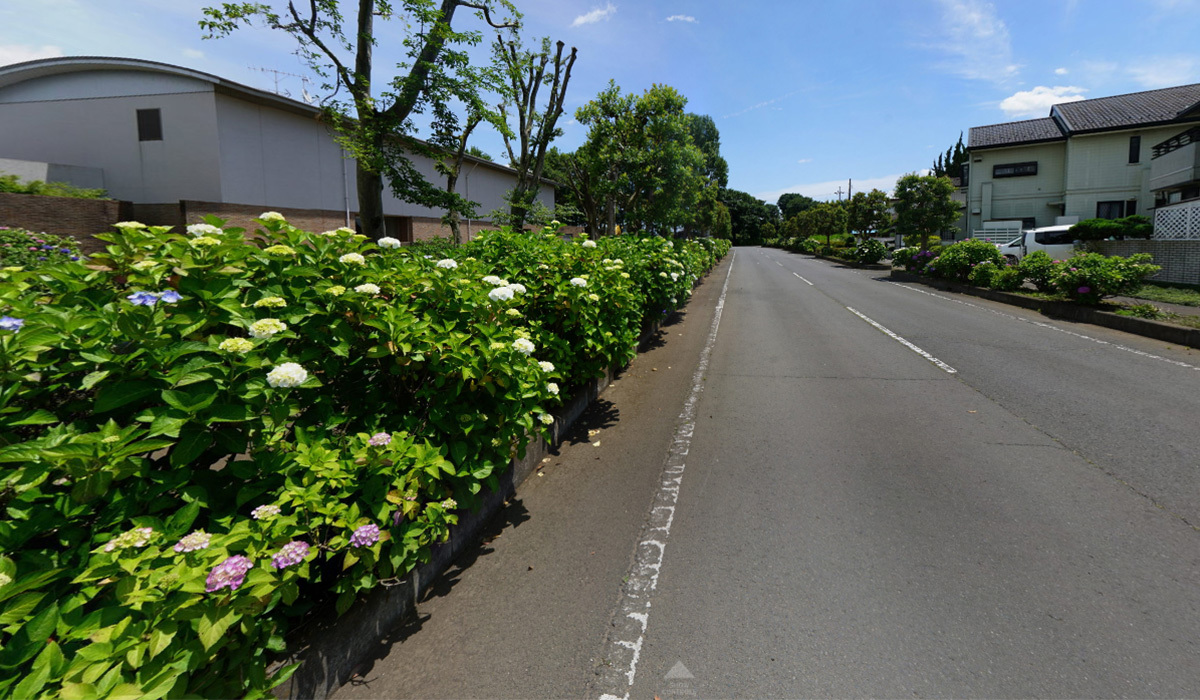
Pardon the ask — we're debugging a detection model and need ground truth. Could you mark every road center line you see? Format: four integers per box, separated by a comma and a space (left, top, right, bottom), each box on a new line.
846, 306, 958, 374
891, 282, 1200, 371
793, 272, 814, 286
592, 252, 735, 700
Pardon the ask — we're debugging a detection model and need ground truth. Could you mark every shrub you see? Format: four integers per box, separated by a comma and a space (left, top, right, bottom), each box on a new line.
0, 216, 728, 698
1069, 215, 1152, 242
928, 239, 1004, 281
893, 246, 938, 273
1050, 252, 1160, 304
851, 239, 888, 265
988, 266, 1026, 292
0, 226, 84, 268
1018, 250, 1058, 292
967, 259, 1000, 287
0, 173, 110, 199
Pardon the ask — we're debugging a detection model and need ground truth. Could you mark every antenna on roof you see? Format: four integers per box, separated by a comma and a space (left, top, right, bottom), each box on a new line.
247, 66, 314, 101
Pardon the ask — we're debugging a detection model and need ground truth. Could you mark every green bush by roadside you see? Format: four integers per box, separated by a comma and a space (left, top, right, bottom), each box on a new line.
0, 216, 727, 699
0, 227, 84, 269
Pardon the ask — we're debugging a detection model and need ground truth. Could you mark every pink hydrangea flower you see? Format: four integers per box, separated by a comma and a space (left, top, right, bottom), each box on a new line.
206, 555, 254, 593
368, 432, 392, 447
271, 541, 310, 570
349, 523, 380, 548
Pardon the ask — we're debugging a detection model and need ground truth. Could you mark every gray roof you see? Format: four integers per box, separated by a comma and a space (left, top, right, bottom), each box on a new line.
969, 118, 1064, 149
1053, 83, 1200, 132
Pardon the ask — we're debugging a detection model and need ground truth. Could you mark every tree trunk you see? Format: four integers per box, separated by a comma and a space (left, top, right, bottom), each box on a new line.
356, 162, 385, 240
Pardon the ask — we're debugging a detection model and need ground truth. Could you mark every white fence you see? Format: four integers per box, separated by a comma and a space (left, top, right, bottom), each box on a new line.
1154, 199, 1200, 240
970, 229, 1022, 244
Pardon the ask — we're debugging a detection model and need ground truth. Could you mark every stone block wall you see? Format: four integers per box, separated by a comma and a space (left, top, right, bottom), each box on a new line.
1094, 239, 1200, 285
0, 192, 122, 253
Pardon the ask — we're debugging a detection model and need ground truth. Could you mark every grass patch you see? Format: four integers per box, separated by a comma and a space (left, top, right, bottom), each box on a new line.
1125, 281, 1200, 307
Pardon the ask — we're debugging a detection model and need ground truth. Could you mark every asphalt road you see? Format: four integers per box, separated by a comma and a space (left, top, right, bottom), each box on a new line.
333, 247, 1200, 699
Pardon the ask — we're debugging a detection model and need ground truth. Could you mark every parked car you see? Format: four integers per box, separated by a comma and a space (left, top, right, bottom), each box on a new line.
995, 225, 1078, 263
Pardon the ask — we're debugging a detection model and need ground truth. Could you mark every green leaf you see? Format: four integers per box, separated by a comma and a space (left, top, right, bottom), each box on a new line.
8, 409, 59, 426
80, 370, 110, 390
197, 607, 235, 651
170, 425, 213, 468
70, 471, 114, 504
23, 600, 59, 642
147, 620, 177, 659
0, 592, 46, 625
147, 412, 188, 438
166, 503, 200, 535
160, 384, 219, 413
95, 381, 159, 413
9, 663, 49, 699
335, 589, 355, 616
60, 682, 99, 700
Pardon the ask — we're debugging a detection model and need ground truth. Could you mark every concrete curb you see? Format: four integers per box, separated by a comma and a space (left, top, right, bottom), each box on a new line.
270, 275, 714, 699
888, 269, 1200, 350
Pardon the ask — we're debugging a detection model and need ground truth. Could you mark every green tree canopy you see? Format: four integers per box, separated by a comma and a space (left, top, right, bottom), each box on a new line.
894, 173, 959, 251
931, 132, 968, 181
777, 192, 819, 221
847, 189, 893, 239
720, 188, 779, 245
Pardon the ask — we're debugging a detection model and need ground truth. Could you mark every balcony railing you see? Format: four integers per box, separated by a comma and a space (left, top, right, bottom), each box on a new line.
1153, 126, 1200, 159
1154, 198, 1200, 240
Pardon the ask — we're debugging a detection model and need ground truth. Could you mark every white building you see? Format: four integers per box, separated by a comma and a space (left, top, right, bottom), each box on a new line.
0, 56, 552, 240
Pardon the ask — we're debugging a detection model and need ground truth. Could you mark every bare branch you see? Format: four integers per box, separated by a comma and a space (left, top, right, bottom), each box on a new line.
457, 1, 518, 29
287, 0, 356, 95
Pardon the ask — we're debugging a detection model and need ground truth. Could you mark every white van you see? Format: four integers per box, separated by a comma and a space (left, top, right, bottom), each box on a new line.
995, 225, 1078, 263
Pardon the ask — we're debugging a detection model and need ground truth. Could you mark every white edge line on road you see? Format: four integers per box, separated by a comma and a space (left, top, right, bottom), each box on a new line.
792, 272, 814, 286
891, 281, 1200, 372
846, 306, 958, 374
594, 251, 736, 700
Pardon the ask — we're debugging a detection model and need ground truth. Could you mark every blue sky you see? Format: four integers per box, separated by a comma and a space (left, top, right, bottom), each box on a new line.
3, 0, 1200, 205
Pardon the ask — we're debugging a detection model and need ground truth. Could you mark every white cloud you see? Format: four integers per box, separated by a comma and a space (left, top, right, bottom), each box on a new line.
182, 48, 205, 59
756, 173, 913, 204
722, 90, 799, 119
929, 0, 1019, 83
0, 43, 63, 67
998, 85, 1087, 117
1125, 55, 1200, 88
665, 14, 697, 23
572, 3, 616, 27
797, 158, 813, 164
1054, 67, 1068, 75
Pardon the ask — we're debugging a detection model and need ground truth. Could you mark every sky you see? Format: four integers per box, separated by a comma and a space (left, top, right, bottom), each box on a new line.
3, 0, 1200, 205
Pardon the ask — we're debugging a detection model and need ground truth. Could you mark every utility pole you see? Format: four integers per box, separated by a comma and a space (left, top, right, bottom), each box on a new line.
834, 186, 844, 201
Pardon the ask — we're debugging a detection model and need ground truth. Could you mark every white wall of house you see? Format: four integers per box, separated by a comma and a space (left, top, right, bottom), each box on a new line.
1062, 126, 1178, 220
967, 141, 1067, 231
0, 70, 223, 203
0, 60, 552, 220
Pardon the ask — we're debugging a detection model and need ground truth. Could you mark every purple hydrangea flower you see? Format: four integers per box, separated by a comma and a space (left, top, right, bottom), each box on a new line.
1077, 286, 1091, 294
126, 291, 159, 306
368, 432, 392, 447
0, 316, 24, 332
173, 530, 212, 553
60, 248, 71, 254
271, 541, 311, 570
349, 523, 380, 548
205, 555, 254, 593
159, 290, 182, 304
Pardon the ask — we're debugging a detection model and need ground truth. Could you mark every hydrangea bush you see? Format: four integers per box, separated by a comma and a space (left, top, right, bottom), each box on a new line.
0, 216, 728, 698
0, 226, 83, 269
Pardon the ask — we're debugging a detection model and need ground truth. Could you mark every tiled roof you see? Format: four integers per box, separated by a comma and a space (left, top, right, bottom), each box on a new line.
968, 118, 1064, 149
1053, 83, 1200, 132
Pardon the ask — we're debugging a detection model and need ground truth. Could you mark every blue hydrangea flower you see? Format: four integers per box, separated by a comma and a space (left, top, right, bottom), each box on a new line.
159, 290, 182, 304
126, 291, 159, 306
0, 316, 24, 332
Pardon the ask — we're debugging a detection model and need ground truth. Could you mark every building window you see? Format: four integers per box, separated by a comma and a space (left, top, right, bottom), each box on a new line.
993, 161, 1037, 178
1129, 135, 1141, 164
961, 163, 969, 187
1097, 200, 1137, 219
137, 109, 162, 141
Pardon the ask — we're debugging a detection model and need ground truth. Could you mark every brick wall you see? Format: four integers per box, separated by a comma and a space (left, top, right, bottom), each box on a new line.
0, 192, 122, 253
1094, 240, 1200, 284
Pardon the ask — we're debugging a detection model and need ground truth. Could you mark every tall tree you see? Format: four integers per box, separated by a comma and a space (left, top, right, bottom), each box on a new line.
894, 173, 959, 251
541, 146, 594, 228
777, 192, 818, 221
720, 188, 777, 245
494, 33, 577, 230
846, 188, 893, 240
931, 132, 967, 181
576, 81, 705, 235
682, 114, 728, 237
200, 0, 517, 240
806, 201, 848, 246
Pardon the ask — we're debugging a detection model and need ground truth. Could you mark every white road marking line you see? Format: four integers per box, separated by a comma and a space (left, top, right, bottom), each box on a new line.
793, 272, 814, 286
594, 252, 735, 700
846, 306, 958, 374
891, 282, 1200, 371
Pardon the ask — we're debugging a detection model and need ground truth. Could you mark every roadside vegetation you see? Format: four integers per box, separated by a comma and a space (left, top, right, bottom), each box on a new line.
0, 174, 109, 200
0, 215, 729, 698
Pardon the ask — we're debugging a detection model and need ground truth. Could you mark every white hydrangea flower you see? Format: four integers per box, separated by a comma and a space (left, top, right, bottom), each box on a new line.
377, 237, 402, 249
659, 272, 669, 278
489, 286, 515, 302
671, 272, 679, 281
588, 293, 599, 301
254, 296, 287, 308
507, 283, 526, 294
190, 236, 221, 247
187, 223, 223, 236
249, 318, 288, 339
266, 362, 308, 388
354, 283, 381, 295
513, 338, 536, 355
326, 285, 346, 296
436, 258, 458, 269
114, 221, 146, 229
581, 239, 597, 248
547, 382, 559, 395
336, 227, 355, 235
339, 253, 366, 265
620, 272, 630, 279
259, 211, 285, 222
219, 337, 254, 354
538, 361, 555, 372
569, 277, 587, 287
538, 413, 554, 425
